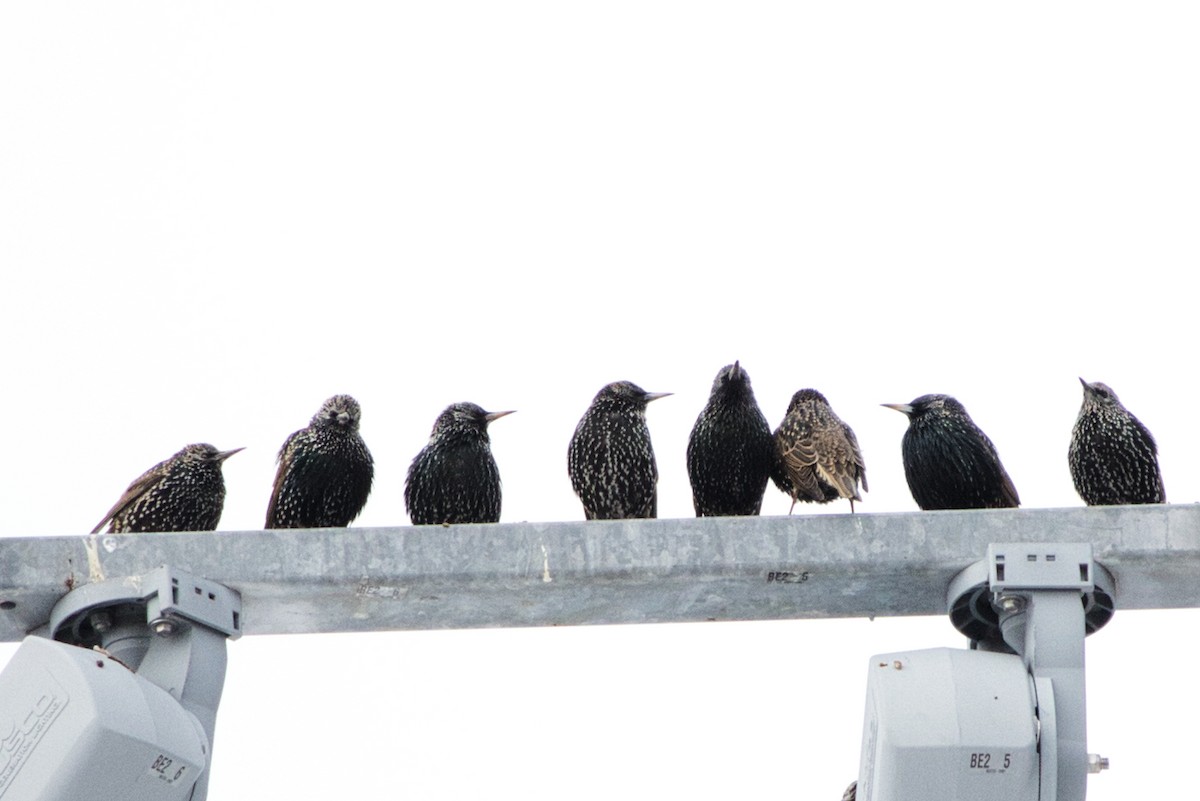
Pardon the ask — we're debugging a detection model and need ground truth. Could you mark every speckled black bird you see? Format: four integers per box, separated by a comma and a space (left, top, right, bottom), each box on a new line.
1069, 378, 1165, 505
91, 443, 244, 534
686, 362, 774, 517
883, 394, 1019, 510
266, 395, 374, 529
405, 402, 514, 525
568, 381, 671, 520
771, 389, 867, 513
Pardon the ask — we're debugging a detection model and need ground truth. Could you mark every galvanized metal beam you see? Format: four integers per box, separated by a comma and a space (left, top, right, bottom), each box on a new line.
1, 505, 1197, 641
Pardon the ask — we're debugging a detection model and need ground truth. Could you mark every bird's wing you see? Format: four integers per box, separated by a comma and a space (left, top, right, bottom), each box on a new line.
264, 430, 302, 527
844, 423, 868, 493
813, 431, 862, 502
90, 465, 164, 534
778, 433, 826, 501
815, 463, 859, 502
979, 430, 1021, 508
1136, 416, 1167, 502
767, 442, 796, 497
648, 450, 659, 518
999, 467, 1021, 508
1132, 415, 1160, 456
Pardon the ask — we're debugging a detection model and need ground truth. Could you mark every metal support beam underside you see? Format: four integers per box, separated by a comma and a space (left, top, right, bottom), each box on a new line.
2, 505, 1197, 641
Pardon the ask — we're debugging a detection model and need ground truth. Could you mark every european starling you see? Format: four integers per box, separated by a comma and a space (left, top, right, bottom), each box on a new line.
883, 394, 1019, 510
265, 394, 374, 529
1069, 378, 1165, 505
405, 402, 514, 525
771, 388, 867, 513
567, 381, 670, 520
686, 362, 774, 516
91, 443, 244, 534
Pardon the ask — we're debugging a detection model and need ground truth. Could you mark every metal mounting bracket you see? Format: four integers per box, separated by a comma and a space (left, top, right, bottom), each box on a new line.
46, 565, 242, 801
947, 543, 1112, 801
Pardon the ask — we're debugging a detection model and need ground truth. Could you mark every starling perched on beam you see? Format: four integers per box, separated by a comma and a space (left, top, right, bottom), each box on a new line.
405, 402, 514, 525
883, 394, 1019, 510
568, 381, 670, 520
91, 443, 244, 534
771, 388, 867, 513
1069, 378, 1165, 505
687, 362, 774, 516
266, 395, 374, 529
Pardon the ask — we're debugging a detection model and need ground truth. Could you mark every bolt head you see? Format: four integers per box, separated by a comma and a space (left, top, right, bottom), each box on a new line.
995, 594, 1025, 613
150, 617, 178, 637
89, 611, 114, 634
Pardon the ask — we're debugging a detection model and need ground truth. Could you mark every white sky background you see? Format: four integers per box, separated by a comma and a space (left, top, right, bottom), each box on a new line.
2, 2, 1198, 798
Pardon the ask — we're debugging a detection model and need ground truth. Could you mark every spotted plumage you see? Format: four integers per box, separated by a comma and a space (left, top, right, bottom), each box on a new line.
265, 395, 373, 529
883, 394, 1019, 510
405, 402, 514, 525
771, 388, 867, 513
92, 443, 243, 534
568, 381, 670, 520
1069, 378, 1165, 505
687, 362, 774, 516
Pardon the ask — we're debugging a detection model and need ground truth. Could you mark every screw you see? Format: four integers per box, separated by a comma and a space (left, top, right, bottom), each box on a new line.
150, 617, 178, 637
1088, 754, 1110, 773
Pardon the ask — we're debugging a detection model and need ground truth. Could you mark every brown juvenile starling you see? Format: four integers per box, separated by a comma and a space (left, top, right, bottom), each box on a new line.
567, 381, 670, 520
771, 388, 867, 513
405, 402, 514, 525
883, 394, 1019, 510
687, 362, 775, 516
1069, 378, 1165, 505
265, 394, 374, 529
91, 443, 244, 534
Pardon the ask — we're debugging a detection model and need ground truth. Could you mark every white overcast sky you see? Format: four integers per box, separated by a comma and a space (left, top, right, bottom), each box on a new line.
2, 3, 1198, 799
